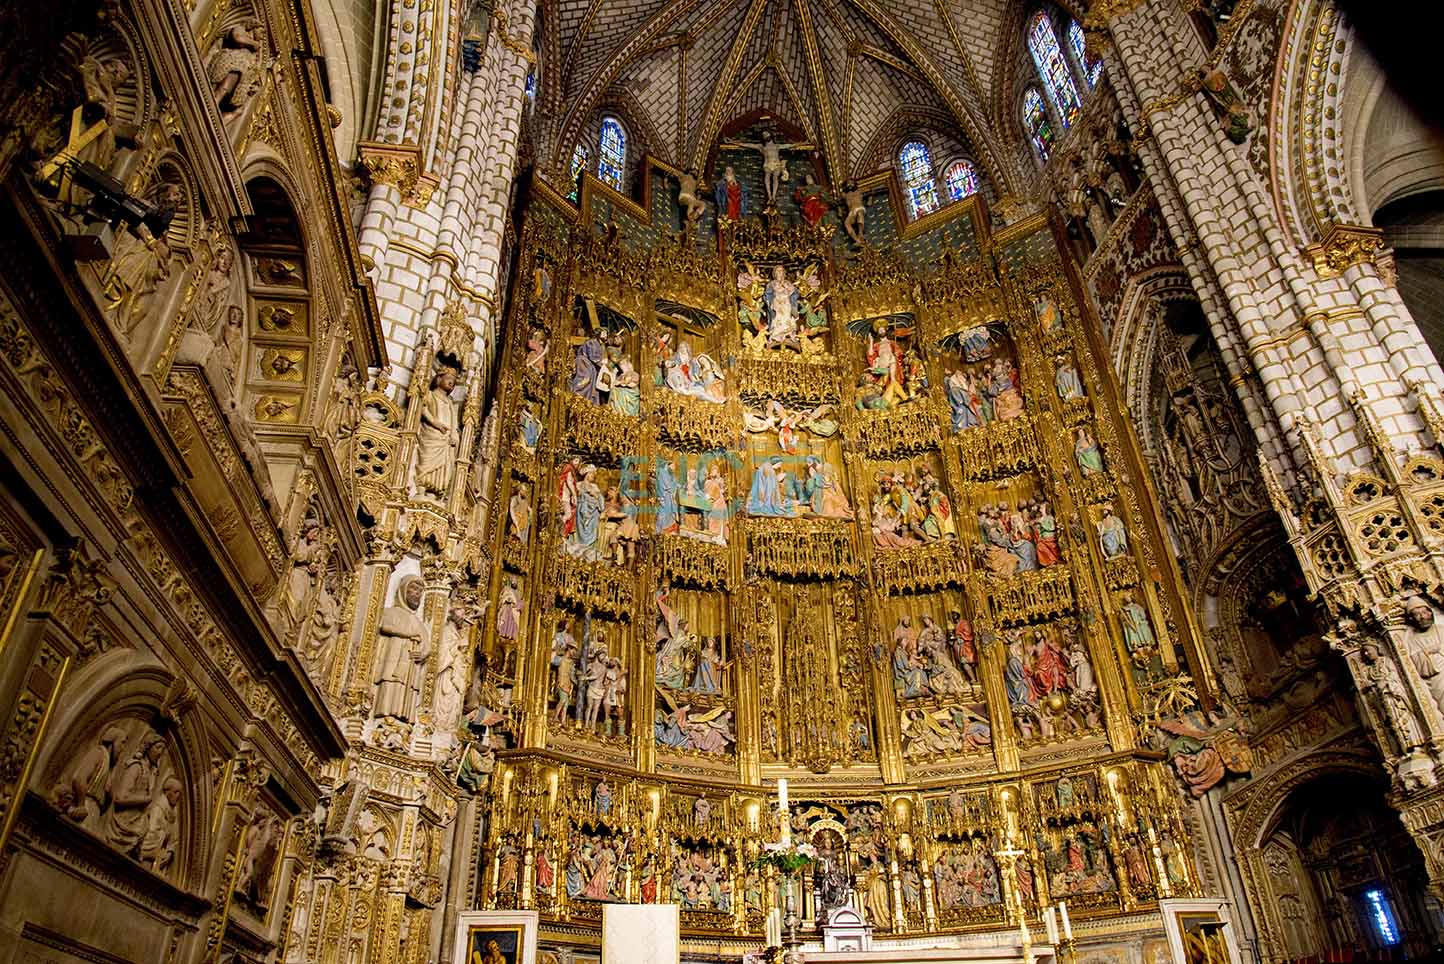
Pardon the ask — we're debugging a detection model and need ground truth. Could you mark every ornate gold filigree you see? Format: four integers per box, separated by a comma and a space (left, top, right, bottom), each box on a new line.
552, 556, 636, 617
736, 355, 839, 404
654, 534, 732, 589
988, 566, 1075, 625
954, 417, 1041, 482
870, 540, 965, 595
853, 405, 942, 459
653, 394, 735, 451
563, 395, 636, 460
745, 518, 856, 579
1304, 222, 1386, 278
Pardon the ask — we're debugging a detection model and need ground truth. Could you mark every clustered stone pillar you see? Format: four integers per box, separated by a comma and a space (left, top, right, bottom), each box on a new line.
1093, 0, 1444, 896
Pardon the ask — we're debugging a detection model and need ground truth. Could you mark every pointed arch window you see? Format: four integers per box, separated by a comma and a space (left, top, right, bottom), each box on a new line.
568, 144, 589, 201
1023, 87, 1054, 162
944, 159, 980, 201
1027, 11, 1081, 127
598, 116, 626, 190
1067, 20, 1103, 88
899, 140, 940, 219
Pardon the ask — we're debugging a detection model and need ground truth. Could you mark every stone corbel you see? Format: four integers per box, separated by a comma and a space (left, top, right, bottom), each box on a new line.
490, 8, 537, 66
1303, 222, 1386, 278
357, 142, 436, 209
36, 543, 115, 640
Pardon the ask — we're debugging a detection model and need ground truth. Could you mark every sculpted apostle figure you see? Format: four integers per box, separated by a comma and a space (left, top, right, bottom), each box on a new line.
433, 603, 474, 741
840, 180, 866, 246
1362, 640, 1423, 754
414, 367, 460, 499
1405, 595, 1444, 718
139, 776, 183, 873
105, 731, 167, 856
372, 575, 429, 723
208, 21, 262, 119
55, 723, 128, 831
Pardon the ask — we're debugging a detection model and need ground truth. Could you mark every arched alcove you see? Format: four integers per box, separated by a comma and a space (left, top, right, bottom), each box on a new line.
1250, 771, 1436, 957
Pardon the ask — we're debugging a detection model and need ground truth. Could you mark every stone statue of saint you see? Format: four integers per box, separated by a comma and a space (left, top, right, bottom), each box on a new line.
1405, 595, 1444, 718
414, 367, 460, 499
104, 731, 167, 857
208, 22, 262, 119
372, 575, 428, 723
192, 245, 236, 337
303, 571, 341, 679
102, 181, 182, 341
1362, 641, 1423, 754
286, 523, 324, 620
54, 723, 128, 831
433, 603, 473, 741
139, 776, 182, 873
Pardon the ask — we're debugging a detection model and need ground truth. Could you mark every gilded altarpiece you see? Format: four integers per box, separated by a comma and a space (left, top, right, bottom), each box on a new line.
472, 181, 1211, 950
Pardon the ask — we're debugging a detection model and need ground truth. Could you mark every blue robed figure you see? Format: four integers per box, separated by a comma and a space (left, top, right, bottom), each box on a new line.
747, 457, 793, 516
570, 336, 603, 403
656, 459, 681, 533
714, 165, 749, 220
1005, 647, 1033, 708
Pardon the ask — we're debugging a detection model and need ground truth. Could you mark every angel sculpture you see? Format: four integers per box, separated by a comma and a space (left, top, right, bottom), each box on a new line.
742, 399, 839, 453
1154, 705, 1252, 796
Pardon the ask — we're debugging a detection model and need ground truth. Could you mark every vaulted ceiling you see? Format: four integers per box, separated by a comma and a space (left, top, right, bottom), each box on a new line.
537, 0, 1047, 193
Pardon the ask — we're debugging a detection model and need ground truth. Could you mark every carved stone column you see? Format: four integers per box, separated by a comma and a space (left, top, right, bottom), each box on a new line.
189, 747, 270, 964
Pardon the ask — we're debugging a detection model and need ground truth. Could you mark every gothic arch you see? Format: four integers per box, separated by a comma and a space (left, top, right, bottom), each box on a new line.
993, 0, 1085, 179
571, 96, 665, 194
854, 107, 988, 198
1196, 514, 1310, 705
1106, 264, 1198, 443
35, 653, 215, 894
236, 172, 324, 431
1227, 752, 1417, 959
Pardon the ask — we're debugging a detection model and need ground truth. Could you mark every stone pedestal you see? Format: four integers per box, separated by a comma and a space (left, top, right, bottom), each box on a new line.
602, 904, 679, 964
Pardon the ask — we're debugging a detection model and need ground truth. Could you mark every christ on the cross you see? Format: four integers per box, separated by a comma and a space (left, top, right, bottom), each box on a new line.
721, 131, 815, 205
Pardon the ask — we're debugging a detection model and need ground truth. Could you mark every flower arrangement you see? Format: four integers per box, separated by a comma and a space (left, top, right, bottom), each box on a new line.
753, 840, 818, 874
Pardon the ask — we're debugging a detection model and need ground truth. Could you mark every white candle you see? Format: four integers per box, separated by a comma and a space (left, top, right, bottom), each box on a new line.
778, 778, 789, 811
1045, 907, 1059, 944
1059, 900, 1072, 939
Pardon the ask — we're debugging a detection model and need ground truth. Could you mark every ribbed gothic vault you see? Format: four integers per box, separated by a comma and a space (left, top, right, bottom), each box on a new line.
532, 0, 1076, 190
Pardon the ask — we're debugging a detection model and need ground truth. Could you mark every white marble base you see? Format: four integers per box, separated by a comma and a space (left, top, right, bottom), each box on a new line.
602, 903, 680, 964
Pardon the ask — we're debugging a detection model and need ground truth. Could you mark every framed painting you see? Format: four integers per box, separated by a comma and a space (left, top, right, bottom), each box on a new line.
1160, 898, 1242, 964
454, 910, 539, 964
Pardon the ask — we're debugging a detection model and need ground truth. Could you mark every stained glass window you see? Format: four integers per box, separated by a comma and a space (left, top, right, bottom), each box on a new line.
598, 116, 626, 190
1365, 889, 1401, 945
944, 160, 980, 201
568, 144, 589, 201
1027, 12, 1081, 127
1067, 20, 1103, 88
898, 141, 939, 219
1024, 87, 1054, 162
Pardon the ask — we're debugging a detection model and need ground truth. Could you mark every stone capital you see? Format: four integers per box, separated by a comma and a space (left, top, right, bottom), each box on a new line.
1303, 222, 1386, 278
357, 142, 435, 209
